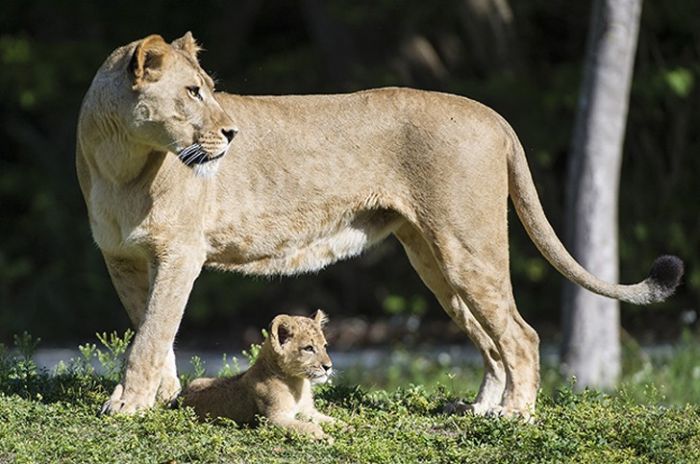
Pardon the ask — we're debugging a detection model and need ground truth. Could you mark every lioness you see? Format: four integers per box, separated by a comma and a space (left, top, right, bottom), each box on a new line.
76, 33, 682, 419
181, 311, 335, 440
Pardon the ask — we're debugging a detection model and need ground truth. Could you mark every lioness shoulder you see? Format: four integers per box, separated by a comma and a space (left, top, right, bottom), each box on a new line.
180, 311, 335, 440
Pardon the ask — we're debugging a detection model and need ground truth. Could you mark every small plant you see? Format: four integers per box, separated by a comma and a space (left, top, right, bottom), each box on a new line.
0, 332, 41, 398
14, 331, 40, 360
95, 330, 134, 382
190, 355, 206, 378
76, 342, 97, 375
181, 332, 263, 386
73, 330, 134, 382
217, 353, 241, 377
179, 355, 207, 388
241, 328, 268, 365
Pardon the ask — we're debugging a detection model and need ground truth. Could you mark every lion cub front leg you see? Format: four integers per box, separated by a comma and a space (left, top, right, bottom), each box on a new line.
305, 411, 336, 425
260, 390, 329, 441
102, 252, 203, 415
298, 385, 335, 425
268, 412, 327, 440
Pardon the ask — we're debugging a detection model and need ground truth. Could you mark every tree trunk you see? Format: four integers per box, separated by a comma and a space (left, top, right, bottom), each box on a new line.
561, 0, 642, 390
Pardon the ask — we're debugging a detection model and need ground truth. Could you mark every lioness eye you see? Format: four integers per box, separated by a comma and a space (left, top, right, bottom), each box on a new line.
303, 345, 315, 353
187, 86, 203, 101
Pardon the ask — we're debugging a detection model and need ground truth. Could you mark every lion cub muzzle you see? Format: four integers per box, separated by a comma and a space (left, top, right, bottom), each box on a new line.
309, 356, 333, 385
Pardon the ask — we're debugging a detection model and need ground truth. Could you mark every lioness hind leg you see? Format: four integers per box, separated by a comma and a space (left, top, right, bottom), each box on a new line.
103, 255, 181, 407
394, 225, 506, 414
434, 239, 540, 418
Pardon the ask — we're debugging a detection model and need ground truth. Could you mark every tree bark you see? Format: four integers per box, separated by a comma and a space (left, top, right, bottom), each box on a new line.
561, 0, 642, 390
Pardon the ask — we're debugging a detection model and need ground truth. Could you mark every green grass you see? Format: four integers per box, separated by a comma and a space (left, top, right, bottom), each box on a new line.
341, 332, 700, 407
1, 333, 700, 463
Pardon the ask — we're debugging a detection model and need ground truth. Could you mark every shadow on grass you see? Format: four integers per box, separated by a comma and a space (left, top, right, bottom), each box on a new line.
0, 365, 116, 408
0, 332, 119, 408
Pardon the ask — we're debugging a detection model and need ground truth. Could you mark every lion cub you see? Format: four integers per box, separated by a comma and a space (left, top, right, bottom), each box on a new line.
180, 311, 336, 439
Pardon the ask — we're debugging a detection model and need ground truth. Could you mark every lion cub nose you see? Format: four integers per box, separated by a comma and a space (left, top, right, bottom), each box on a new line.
221, 127, 238, 143
322, 363, 332, 372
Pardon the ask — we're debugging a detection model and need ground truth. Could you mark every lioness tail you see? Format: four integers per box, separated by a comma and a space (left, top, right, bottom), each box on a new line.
506, 128, 683, 305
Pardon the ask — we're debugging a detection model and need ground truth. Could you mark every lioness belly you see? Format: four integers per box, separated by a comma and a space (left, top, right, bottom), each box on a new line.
206, 209, 403, 276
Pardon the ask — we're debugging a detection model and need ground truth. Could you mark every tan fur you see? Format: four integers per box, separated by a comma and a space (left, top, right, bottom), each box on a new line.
180, 311, 335, 439
78, 33, 680, 419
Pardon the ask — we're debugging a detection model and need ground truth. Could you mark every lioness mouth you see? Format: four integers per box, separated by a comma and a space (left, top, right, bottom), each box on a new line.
177, 144, 226, 166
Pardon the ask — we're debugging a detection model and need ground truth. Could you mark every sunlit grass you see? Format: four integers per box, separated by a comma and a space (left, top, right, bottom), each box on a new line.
1, 332, 700, 463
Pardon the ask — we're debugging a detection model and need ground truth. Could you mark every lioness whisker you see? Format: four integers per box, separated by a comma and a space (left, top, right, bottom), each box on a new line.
185, 150, 206, 166
178, 144, 204, 165
180, 149, 197, 164
177, 143, 199, 158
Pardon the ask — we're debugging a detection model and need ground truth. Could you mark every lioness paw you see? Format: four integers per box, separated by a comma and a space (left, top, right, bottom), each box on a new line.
436, 399, 537, 422
100, 384, 154, 415
442, 400, 504, 417
156, 376, 182, 405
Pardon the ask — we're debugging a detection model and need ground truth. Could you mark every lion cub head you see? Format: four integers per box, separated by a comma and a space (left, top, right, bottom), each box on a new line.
268, 310, 333, 384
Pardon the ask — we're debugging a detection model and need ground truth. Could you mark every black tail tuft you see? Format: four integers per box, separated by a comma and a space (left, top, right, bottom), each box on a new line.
648, 255, 684, 296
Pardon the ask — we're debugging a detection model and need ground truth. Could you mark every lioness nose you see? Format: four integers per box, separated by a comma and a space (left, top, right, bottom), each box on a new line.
221, 127, 238, 143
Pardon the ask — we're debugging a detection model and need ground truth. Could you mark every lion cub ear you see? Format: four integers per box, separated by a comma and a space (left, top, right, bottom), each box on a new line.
313, 309, 329, 328
270, 315, 295, 353
129, 34, 170, 86
171, 31, 202, 59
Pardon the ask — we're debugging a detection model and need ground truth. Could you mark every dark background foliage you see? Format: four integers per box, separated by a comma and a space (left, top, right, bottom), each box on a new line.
1, 0, 698, 345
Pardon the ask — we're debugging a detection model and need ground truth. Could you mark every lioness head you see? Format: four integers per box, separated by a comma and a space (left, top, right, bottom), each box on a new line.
116, 32, 237, 176
269, 311, 333, 384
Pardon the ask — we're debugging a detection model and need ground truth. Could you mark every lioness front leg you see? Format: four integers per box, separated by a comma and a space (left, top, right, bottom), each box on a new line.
104, 256, 182, 405
102, 252, 203, 414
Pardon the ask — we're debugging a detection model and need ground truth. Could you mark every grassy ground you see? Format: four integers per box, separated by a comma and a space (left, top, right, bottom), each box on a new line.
2, 333, 700, 463
340, 332, 700, 407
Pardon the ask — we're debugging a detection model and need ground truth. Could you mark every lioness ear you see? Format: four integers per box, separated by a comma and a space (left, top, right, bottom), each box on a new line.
172, 31, 201, 59
270, 315, 295, 353
129, 34, 170, 85
313, 309, 329, 328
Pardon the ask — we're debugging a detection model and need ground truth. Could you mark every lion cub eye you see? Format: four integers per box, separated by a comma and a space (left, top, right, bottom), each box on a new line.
302, 345, 316, 353
186, 86, 203, 101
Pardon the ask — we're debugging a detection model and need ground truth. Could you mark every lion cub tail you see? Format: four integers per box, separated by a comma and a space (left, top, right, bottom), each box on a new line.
506, 129, 683, 305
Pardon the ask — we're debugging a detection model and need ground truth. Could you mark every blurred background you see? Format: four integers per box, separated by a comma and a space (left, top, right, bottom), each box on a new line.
1, 1, 699, 394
